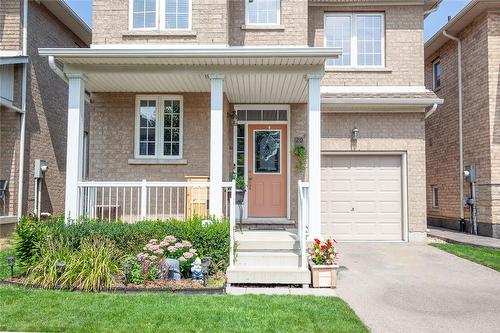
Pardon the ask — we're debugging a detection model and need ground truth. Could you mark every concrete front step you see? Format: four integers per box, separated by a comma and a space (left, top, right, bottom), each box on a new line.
235, 231, 300, 251
227, 265, 311, 285
235, 252, 300, 267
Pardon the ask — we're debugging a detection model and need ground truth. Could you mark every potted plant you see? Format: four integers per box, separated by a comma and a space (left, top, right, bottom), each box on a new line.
230, 172, 247, 205
308, 238, 339, 288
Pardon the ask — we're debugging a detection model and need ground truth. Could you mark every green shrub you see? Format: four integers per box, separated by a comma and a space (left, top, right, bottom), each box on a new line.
45, 216, 230, 271
14, 217, 48, 267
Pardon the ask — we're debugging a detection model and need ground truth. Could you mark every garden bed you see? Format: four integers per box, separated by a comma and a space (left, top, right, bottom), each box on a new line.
0, 278, 225, 294
9, 216, 230, 293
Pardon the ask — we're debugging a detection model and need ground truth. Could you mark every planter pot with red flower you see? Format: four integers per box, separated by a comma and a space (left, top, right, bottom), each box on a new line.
309, 262, 339, 288
308, 238, 338, 288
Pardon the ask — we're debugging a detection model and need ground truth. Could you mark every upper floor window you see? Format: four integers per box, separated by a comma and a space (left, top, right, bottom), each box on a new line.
130, 0, 191, 30
325, 13, 385, 68
135, 95, 183, 159
433, 59, 442, 90
246, 0, 280, 25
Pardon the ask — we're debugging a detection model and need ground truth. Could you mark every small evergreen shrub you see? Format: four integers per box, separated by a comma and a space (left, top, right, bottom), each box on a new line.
14, 217, 48, 268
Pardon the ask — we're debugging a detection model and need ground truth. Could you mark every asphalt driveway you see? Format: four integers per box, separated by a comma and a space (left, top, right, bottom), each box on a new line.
335, 243, 500, 333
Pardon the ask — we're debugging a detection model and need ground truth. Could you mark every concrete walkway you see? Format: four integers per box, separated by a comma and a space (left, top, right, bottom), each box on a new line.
226, 286, 336, 296
428, 226, 500, 249
335, 243, 500, 333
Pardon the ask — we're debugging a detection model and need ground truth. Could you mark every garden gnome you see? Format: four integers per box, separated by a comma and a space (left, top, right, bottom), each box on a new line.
191, 257, 203, 282
166, 259, 181, 280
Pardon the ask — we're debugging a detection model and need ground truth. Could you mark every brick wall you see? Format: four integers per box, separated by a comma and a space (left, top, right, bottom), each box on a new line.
229, 0, 308, 46
321, 112, 427, 235
0, 0, 22, 51
309, 5, 425, 86
89, 92, 212, 181
0, 107, 20, 216
424, 12, 495, 236
17, 2, 89, 216
92, 0, 229, 45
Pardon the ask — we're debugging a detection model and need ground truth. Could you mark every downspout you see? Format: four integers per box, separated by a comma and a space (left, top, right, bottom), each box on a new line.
443, 30, 465, 224
17, 0, 28, 219
425, 103, 438, 119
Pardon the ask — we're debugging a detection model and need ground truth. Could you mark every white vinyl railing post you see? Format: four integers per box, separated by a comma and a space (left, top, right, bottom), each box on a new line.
229, 180, 236, 266
140, 179, 147, 220
298, 181, 307, 269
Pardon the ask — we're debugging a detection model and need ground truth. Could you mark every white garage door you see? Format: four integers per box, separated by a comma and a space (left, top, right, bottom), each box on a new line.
321, 155, 403, 241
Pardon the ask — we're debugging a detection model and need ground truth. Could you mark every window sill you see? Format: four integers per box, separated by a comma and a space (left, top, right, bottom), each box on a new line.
240, 24, 285, 31
128, 158, 188, 165
325, 67, 392, 73
433, 86, 442, 93
124, 30, 197, 37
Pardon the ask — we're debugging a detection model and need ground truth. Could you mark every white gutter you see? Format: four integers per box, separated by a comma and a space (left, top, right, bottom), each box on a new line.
425, 103, 438, 119
17, 0, 28, 220
443, 29, 464, 221
38, 46, 343, 58
424, 0, 442, 17
321, 98, 444, 106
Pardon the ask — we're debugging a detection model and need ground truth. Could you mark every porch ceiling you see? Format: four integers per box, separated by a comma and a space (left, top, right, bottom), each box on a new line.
39, 46, 342, 103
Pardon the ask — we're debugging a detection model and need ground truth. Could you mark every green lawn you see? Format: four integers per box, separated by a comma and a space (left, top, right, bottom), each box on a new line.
431, 243, 500, 272
0, 246, 367, 333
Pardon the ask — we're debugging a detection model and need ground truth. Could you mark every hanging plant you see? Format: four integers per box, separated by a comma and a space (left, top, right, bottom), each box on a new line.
294, 144, 307, 173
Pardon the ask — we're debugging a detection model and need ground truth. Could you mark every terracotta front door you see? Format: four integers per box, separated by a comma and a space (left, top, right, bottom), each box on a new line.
248, 124, 287, 218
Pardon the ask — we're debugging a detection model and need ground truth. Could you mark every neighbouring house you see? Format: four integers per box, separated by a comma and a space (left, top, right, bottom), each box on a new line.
425, 0, 500, 238
39, 0, 442, 285
0, 0, 91, 236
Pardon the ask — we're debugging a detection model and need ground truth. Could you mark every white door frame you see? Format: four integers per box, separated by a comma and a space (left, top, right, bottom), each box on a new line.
233, 105, 291, 220
320, 151, 409, 242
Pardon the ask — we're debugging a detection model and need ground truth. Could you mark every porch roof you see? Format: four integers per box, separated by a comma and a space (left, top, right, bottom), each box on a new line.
39, 46, 342, 104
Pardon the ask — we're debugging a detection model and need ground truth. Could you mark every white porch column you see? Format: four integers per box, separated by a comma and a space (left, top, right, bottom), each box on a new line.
209, 74, 224, 218
307, 74, 323, 238
64, 74, 86, 222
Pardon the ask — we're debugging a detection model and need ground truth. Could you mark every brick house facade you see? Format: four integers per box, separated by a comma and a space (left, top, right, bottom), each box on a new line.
425, 0, 500, 238
40, 0, 442, 283
0, 0, 90, 224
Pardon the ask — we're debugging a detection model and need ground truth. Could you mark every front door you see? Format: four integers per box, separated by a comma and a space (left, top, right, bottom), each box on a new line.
248, 124, 287, 217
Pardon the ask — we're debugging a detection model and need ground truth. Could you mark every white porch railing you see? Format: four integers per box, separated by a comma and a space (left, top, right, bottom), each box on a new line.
77, 180, 235, 222
298, 180, 309, 269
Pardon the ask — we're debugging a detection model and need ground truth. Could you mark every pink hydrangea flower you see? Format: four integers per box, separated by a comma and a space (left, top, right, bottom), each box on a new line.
179, 257, 187, 262
154, 248, 164, 255
164, 236, 177, 243
183, 252, 194, 259
167, 246, 176, 252
159, 241, 168, 247
189, 248, 197, 254
181, 240, 192, 248
174, 242, 183, 248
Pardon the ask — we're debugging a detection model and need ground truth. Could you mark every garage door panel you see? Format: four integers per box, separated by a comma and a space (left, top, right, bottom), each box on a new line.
321, 154, 403, 241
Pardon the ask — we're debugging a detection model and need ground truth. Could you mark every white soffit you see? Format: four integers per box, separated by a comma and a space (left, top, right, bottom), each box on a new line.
39, 47, 340, 103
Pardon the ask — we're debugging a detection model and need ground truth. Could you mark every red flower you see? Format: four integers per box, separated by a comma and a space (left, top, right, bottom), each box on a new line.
327, 240, 332, 247
320, 245, 326, 251
314, 239, 321, 245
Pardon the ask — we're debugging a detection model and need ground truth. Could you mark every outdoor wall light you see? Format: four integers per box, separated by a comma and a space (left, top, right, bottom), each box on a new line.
56, 261, 66, 277
7, 256, 15, 277
122, 263, 131, 286
230, 110, 238, 126
351, 127, 360, 142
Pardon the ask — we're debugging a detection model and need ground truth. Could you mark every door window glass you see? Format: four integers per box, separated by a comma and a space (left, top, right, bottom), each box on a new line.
254, 130, 281, 173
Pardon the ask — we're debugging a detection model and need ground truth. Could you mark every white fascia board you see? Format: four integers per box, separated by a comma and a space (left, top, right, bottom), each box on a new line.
38, 46, 343, 59
322, 98, 444, 106
0, 51, 23, 57
0, 56, 29, 65
321, 86, 430, 93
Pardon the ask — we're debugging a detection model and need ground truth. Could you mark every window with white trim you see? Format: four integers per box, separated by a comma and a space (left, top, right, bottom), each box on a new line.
130, 0, 191, 30
135, 95, 183, 159
433, 59, 442, 90
246, 0, 280, 25
325, 13, 385, 68
432, 186, 439, 209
